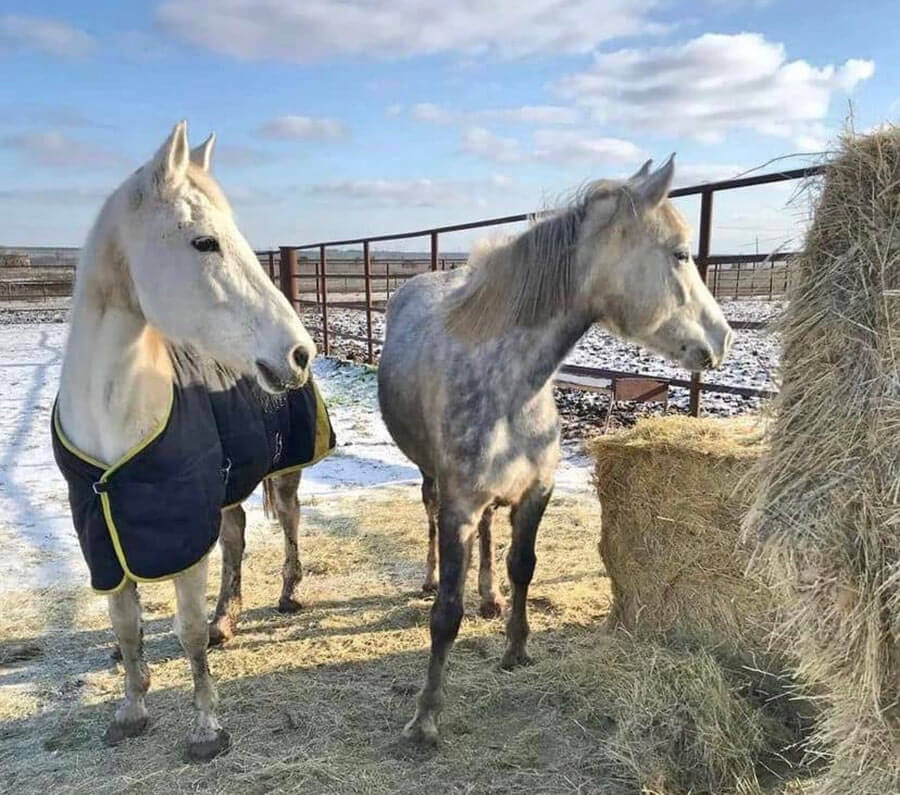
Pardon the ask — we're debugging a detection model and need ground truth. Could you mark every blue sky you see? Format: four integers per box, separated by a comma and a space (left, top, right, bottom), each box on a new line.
0, 1, 895, 251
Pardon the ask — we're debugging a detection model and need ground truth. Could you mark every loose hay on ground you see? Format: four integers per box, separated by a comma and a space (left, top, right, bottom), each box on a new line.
0, 483, 813, 794
0, 486, 616, 794
745, 128, 900, 795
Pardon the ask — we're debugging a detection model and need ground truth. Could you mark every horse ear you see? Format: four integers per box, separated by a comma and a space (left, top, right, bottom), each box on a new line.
151, 120, 189, 192
190, 132, 216, 172
633, 154, 675, 209
628, 159, 653, 182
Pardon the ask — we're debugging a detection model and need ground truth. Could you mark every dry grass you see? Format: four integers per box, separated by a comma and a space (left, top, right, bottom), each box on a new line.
0, 484, 816, 794
590, 416, 779, 665
745, 128, 900, 794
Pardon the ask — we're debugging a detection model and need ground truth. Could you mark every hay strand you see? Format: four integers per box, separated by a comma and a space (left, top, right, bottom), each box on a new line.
745, 127, 900, 794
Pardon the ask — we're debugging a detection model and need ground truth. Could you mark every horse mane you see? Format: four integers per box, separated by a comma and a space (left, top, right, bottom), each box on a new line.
444, 180, 623, 340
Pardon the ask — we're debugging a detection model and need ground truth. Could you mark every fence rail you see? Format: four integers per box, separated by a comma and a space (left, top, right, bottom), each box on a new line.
0, 166, 822, 417
261, 165, 823, 416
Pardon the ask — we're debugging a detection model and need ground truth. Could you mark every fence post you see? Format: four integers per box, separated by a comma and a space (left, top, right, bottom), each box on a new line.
386, 262, 391, 301
314, 258, 321, 308
320, 244, 329, 356
279, 246, 298, 311
768, 258, 775, 300
267, 251, 275, 282
689, 189, 713, 417
363, 240, 374, 364
430, 231, 438, 271
734, 261, 741, 300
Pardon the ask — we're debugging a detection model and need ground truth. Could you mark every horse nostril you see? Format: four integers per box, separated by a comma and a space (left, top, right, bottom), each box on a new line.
291, 345, 310, 372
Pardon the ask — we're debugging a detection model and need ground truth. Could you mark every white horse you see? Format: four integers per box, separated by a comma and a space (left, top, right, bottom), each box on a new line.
55, 122, 316, 760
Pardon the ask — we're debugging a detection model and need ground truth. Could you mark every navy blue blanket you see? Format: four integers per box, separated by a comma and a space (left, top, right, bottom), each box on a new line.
52, 345, 335, 593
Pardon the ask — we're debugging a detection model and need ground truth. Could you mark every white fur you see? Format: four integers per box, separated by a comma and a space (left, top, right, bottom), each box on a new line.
58, 120, 314, 465
56, 121, 316, 757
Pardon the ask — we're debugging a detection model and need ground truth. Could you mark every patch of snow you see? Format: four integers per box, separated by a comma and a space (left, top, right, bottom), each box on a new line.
0, 323, 593, 592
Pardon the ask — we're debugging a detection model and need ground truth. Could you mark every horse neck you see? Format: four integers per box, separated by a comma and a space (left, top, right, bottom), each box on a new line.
507, 305, 593, 400
58, 218, 174, 466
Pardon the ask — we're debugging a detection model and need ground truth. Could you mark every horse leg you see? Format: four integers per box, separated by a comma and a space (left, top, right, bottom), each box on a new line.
209, 505, 245, 646
174, 558, 230, 761
104, 582, 150, 744
477, 506, 504, 618
404, 498, 480, 746
501, 481, 553, 670
421, 474, 439, 592
272, 470, 304, 613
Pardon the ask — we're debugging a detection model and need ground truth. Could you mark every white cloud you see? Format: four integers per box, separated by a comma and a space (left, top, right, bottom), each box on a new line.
0, 186, 111, 204
462, 127, 643, 166
2, 131, 126, 169
410, 102, 579, 126
667, 162, 748, 188
258, 115, 347, 140
311, 175, 512, 208
0, 14, 95, 58
410, 103, 455, 124
490, 106, 580, 125
489, 173, 514, 189
215, 145, 274, 167
558, 33, 874, 148
112, 30, 178, 62
0, 106, 105, 128
157, 0, 663, 61
463, 127, 522, 162
533, 130, 643, 163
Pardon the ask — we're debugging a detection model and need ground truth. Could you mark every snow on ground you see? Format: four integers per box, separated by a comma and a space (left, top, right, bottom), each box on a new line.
307, 297, 784, 416
0, 322, 593, 593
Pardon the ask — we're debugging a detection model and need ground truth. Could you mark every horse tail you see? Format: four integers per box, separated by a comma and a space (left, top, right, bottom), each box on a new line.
262, 478, 275, 520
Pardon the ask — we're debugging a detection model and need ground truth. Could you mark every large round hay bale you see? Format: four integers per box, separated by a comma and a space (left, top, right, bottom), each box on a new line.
745, 128, 900, 795
591, 416, 778, 668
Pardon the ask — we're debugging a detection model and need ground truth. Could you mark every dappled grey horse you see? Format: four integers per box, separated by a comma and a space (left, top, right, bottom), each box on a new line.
377, 156, 734, 745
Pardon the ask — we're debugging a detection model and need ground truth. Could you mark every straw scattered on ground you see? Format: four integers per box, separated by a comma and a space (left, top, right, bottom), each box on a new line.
0, 483, 816, 794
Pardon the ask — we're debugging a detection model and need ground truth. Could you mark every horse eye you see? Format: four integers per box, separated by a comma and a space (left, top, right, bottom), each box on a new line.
191, 236, 220, 253
673, 249, 690, 263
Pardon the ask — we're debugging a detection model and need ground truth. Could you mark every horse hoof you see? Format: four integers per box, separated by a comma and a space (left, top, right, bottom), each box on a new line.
110, 644, 122, 661
277, 597, 303, 614
104, 716, 148, 746
500, 650, 534, 670
479, 597, 505, 619
185, 728, 231, 763
207, 620, 235, 647
421, 580, 438, 594
402, 715, 439, 747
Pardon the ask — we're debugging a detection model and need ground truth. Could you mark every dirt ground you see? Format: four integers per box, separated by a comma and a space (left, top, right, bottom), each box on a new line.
0, 485, 618, 795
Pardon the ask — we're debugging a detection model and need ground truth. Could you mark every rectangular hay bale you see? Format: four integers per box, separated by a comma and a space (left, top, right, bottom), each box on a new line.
591, 416, 781, 668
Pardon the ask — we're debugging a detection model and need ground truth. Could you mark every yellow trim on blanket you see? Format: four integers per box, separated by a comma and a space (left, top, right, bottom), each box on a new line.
53, 402, 107, 469
92, 574, 128, 596
54, 387, 211, 586
265, 379, 336, 481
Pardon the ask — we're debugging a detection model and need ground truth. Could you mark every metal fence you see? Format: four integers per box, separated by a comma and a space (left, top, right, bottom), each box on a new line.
262, 164, 822, 416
